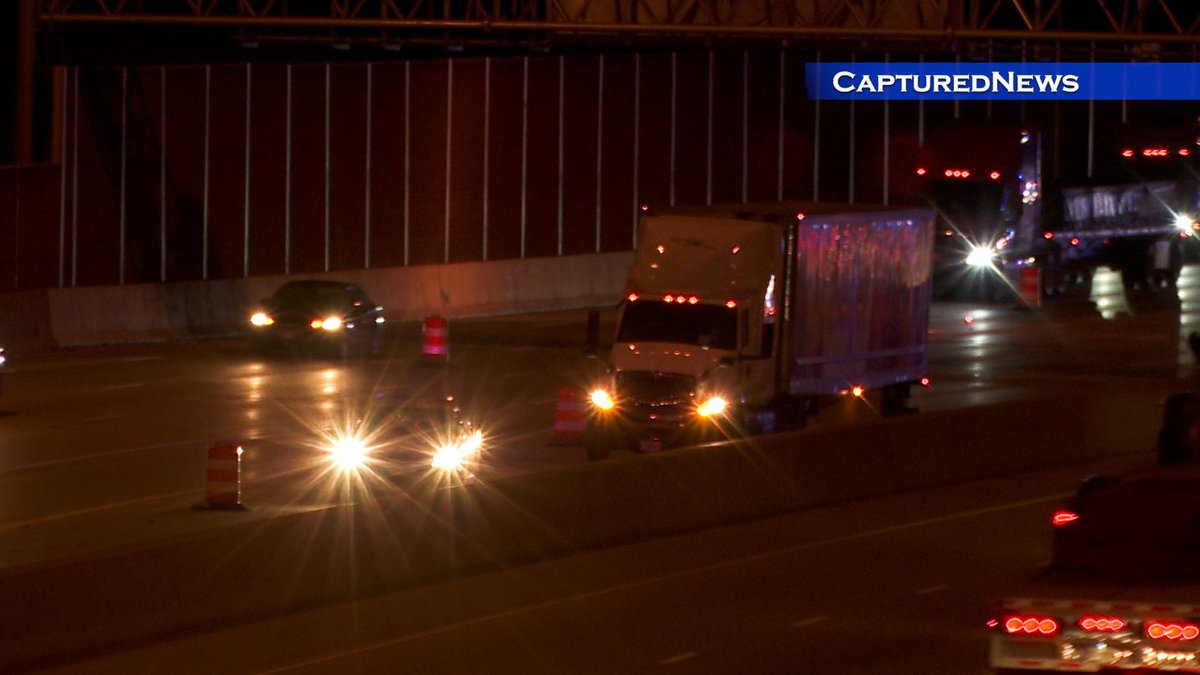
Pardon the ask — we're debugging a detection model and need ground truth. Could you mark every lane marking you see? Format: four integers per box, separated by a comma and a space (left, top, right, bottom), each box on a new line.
658, 652, 698, 665
258, 490, 1071, 674
792, 616, 830, 629
0, 488, 204, 532
915, 584, 950, 596
2, 439, 212, 474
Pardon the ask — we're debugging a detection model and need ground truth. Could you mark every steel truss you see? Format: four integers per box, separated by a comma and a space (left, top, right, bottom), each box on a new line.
36, 1, 1200, 52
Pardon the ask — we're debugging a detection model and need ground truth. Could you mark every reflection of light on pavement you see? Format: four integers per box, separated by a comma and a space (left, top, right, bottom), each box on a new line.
1178, 264, 1200, 370
246, 375, 263, 403
320, 369, 339, 397
1089, 267, 1131, 319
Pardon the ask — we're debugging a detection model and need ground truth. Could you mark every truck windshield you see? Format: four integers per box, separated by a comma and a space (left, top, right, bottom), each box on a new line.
616, 302, 737, 350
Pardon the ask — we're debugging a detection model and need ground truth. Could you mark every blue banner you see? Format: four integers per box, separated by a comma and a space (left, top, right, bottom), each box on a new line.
805, 62, 1200, 100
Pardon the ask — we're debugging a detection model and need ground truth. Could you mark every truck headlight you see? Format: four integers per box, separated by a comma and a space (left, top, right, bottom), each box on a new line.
431, 430, 484, 471
965, 246, 994, 267
590, 388, 615, 411
696, 396, 728, 417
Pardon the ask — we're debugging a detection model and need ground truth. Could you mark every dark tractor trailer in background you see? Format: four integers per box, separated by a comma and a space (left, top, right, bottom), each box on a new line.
918, 120, 1200, 301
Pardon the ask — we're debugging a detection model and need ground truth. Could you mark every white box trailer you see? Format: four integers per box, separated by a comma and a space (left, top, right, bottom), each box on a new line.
585, 202, 935, 459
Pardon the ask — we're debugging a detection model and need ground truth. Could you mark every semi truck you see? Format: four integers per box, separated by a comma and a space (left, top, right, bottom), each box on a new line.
988, 395, 1200, 673
584, 202, 935, 460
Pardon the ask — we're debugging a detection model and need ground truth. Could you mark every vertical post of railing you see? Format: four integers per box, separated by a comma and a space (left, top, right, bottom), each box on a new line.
203, 65, 211, 280
119, 67, 127, 284
364, 62, 373, 269
777, 50, 785, 202
669, 51, 676, 207
160, 66, 167, 283
706, 50, 713, 206
520, 56, 528, 258
404, 61, 411, 266
632, 53, 640, 245
243, 63, 252, 278
482, 57, 490, 261
742, 49, 749, 204
285, 64, 292, 274
812, 53, 821, 202
445, 59, 453, 264
324, 62, 331, 272
71, 67, 79, 287
557, 55, 564, 256
595, 54, 604, 253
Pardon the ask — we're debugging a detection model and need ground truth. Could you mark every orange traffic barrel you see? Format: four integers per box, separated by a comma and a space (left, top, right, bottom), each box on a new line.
206, 442, 244, 509
553, 388, 587, 445
423, 315, 450, 362
1018, 266, 1041, 307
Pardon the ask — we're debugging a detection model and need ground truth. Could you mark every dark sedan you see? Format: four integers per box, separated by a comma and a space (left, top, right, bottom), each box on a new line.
249, 280, 385, 356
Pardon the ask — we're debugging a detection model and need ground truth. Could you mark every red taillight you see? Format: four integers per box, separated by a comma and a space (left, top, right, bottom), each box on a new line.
1052, 510, 1079, 526
920, 376, 931, 387
916, 167, 927, 176
989, 171, 1001, 180
663, 294, 674, 303
687, 296, 699, 305
1121, 148, 1134, 158
725, 300, 737, 309
1143, 148, 1169, 157
1180, 148, 1191, 157
1147, 621, 1200, 641
1043, 231, 1054, 240
627, 293, 639, 302
1079, 615, 1127, 632
1070, 237, 1080, 246
1004, 615, 1060, 636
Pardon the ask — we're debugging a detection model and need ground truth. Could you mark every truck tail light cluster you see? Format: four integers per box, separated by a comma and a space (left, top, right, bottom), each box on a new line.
1078, 615, 1127, 632
1147, 621, 1200, 641
1002, 615, 1060, 636
662, 294, 699, 305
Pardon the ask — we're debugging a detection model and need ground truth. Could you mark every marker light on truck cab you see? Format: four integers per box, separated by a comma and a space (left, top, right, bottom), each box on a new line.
1052, 510, 1079, 526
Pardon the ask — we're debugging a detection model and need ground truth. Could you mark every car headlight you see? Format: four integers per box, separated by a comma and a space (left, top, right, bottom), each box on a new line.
310, 316, 343, 331
696, 396, 728, 417
590, 388, 615, 411
250, 312, 274, 327
431, 430, 485, 470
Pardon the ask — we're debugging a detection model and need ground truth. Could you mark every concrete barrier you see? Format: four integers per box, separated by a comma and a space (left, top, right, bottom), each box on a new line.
0, 390, 1161, 671
0, 252, 635, 349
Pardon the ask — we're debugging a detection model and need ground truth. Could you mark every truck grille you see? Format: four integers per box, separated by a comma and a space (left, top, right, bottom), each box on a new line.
616, 371, 696, 407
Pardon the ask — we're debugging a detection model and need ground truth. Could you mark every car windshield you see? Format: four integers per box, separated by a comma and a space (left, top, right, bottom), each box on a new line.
615, 301, 737, 350
270, 282, 361, 311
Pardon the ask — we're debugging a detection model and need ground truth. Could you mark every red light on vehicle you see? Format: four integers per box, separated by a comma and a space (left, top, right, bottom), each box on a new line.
656, 244, 665, 254
627, 293, 639, 302
1146, 621, 1200, 641
641, 203, 650, 211
725, 300, 737, 309
1181, 148, 1191, 157
663, 294, 674, 303
1004, 615, 1060, 636
688, 296, 699, 305
850, 385, 865, 398
963, 314, 974, 325
944, 169, 954, 178
989, 171, 1001, 180
916, 167, 927, 176
675, 295, 687, 304
1052, 510, 1079, 526
920, 376, 931, 387
1121, 148, 1134, 158
1043, 231, 1054, 240
795, 212, 806, 221
1070, 237, 1080, 247
1079, 616, 1127, 632
1143, 148, 1169, 157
